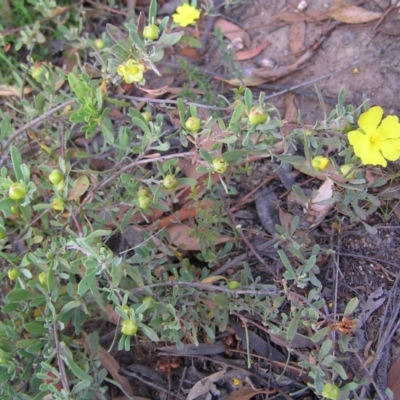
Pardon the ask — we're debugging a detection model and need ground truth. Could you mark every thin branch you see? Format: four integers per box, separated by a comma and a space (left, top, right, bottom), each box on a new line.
115, 95, 231, 111
53, 323, 70, 394
218, 190, 279, 280
0, 99, 76, 167
130, 280, 278, 296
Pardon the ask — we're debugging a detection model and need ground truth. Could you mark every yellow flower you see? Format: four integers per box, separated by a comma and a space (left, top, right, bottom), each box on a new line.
311, 156, 329, 171
117, 60, 145, 84
348, 106, 400, 167
172, 3, 201, 27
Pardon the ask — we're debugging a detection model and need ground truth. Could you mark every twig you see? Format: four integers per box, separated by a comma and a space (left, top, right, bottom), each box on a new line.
53, 322, 70, 394
115, 95, 230, 111
0, 99, 75, 168
211, 238, 278, 276
84, 0, 129, 16
130, 280, 278, 296
218, 190, 279, 280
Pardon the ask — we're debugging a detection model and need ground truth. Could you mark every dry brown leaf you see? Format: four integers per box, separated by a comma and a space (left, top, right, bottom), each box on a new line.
276, 11, 328, 23
278, 206, 294, 227
284, 93, 298, 122
137, 85, 169, 96
104, 304, 120, 325
177, 46, 202, 59
166, 224, 230, 251
328, 1, 382, 24
95, 347, 141, 397
223, 387, 267, 400
289, 21, 306, 54
234, 40, 269, 61
216, 74, 271, 87
214, 18, 250, 49
82, 333, 135, 397
308, 178, 334, 213
0, 85, 33, 97
201, 275, 226, 284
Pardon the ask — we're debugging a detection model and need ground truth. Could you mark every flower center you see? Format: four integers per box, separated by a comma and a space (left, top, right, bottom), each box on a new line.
127, 66, 139, 75
370, 132, 381, 144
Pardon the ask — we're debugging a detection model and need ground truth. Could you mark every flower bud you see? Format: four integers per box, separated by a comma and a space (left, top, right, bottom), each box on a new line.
143, 25, 159, 41
228, 280, 240, 289
322, 383, 340, 400
9, 183, 27, 200
185, 117, 201, 133
52, 198, 64, 212
163, 174, 178, 189
311, 156, 329, 171
8, 268, 19, 280
10, 205, 19, 215
31, 65, 44, 81
121, 305, 130, 314
212, 158, 228, 174
38, 271, 49, 287
340, 164, 355, 179
94, 38, 105, 50
142, 296, 154, 309
138, 195, 152, 210
49, 170, 64, 185
141, 111, 152, 122
248, 107, 267, 126
121, 320, 138, 336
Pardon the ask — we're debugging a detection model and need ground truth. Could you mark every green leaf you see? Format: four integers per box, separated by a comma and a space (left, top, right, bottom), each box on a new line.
20, 163, 30, 183
101, 115, 114, 145
343, 297, 359, 317
132, 117, 150, 135
213, 294, 229, 308
77, 270, 98, 296
156, 32, 183, 49
199, 149, 213, 164
106, 24, 131, 52
318, 339, 332, 362
222, 150, 246, 163
148, 0, 158, 23
311, 326, 331, 343
11, 146, 23, 182
85, 230, 111, 243
125, 23, 145, 51
230, 103, 245, 124
278, 250, 296, 276
139, 323, 159, 342
7, 289, 42, 302
331, 361, 348, 380
59, 300, 81, 316
179, 34, 202, 48
64, 357, 93, 382
23, 322, 48, 334
244, 88, 252, 112
126, 266, 144, 287
16, 339, 41, 349
286, 309, 302, 342
177, 178, 197, 186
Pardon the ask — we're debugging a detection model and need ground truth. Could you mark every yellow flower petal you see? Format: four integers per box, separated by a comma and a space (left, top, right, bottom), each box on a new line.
117, 65, 126, 76
378, 138, 400, 161
117, 60, 145, 83
359, 147, 387, 167
348, 129, 375, 160
376, 115, 400, 139
357, 106, 383, 135
172, 3, 201, 27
